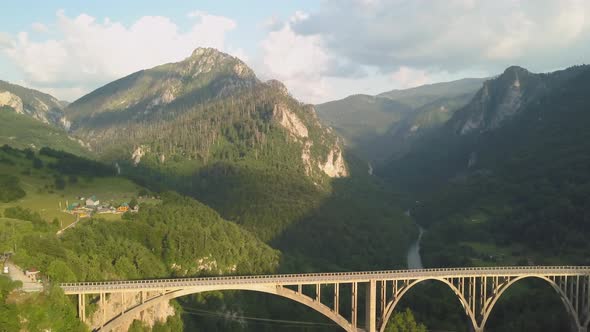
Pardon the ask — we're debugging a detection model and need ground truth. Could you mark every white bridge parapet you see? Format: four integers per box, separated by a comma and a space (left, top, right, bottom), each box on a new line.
61, 266, 590, 332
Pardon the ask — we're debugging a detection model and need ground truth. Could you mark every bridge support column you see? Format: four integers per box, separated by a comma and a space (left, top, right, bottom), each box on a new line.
100, 292, 106, 328
352, 282, 358, 328
121, 292, 125, 314
78, 294, 85, 322
334, 283, 340, 314
316, 284, 321, 302
366, 280, 376, 332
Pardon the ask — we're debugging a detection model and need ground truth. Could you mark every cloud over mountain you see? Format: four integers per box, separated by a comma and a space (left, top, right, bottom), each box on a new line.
1, 10, 240, 100
1, 1, 589, 104
292, 0, 590, 75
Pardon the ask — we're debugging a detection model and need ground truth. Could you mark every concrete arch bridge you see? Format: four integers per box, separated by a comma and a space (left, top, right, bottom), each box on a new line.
61, 266, 590, 332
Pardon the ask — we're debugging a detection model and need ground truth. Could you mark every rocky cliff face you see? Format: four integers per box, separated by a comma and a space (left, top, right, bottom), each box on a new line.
450, 66, 575, 135
0, 91, 24, 114
274, 103, 347, 178
88, 291, 175, 332
0, 80, 67, 127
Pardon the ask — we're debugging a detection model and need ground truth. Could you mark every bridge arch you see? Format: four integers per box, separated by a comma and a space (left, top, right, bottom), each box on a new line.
379, 277, 477, 332
480, 275, 582, 330
379, 275, 587, 332
98, 284, 354, 332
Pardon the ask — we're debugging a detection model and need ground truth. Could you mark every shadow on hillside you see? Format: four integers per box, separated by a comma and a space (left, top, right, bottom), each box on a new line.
122, 151, 416, 273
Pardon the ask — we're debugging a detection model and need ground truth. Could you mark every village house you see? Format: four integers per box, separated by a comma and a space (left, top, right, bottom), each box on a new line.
25, 268, 40, 282
66, 202, 80, 212
117, 203, 130, 213
97, 205, 116, 214
85, 195, 100, 207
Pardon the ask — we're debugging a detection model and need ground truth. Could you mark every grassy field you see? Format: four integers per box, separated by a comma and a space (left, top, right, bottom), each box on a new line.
459, 241, 531, 266
0, 151, 158, 228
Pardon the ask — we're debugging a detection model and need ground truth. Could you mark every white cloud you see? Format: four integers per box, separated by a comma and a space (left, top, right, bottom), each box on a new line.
293, 0, 590, 74
257, 12, 334, 103
0, 32, 12, 48
1, 10, 238, 101
31, 23, 49, 33
255, 11, 481, 103
390, 67, 431, 89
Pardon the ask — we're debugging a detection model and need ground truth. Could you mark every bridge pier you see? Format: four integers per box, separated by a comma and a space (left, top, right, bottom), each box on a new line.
77, 294, 85, 322
352, 282, 358, 328
100, 292, 106, 328
365, 280, 376, 332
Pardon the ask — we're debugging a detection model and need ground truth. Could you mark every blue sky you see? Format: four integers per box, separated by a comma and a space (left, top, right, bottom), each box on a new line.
1, 0, 318, 53
1, 0, 589, 103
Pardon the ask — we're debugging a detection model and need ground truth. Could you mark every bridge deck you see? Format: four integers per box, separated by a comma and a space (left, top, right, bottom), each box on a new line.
61, 266, 590, 294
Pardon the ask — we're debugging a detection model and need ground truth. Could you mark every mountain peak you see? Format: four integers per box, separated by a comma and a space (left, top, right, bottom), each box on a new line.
185, 47, 255, 80
265, 79, 289, 95
503, 65, 529, 74
190, 47, 230, 59
500, 66, 531, 84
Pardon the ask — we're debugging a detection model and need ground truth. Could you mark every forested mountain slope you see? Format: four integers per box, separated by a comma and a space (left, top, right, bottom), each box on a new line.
316, 78, 486, 163
0, 80, 68, 127
0, 81, 90, 156
0, 106, 90, 156
63, 48, 415, 260
379, 65, 590, 267
66, 48, 347, 181
0, 146, 280, 331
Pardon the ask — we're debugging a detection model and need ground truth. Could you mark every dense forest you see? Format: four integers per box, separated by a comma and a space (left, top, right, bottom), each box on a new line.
0, 144, 416, 331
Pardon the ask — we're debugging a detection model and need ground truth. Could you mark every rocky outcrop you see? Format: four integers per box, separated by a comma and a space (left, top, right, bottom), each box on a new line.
188, 47, 256, 80
0, 81, 67, 127
274, 104, 308, 138
0, 91, 24, 114
456, 67, 540, 135
88, 291, 175, 332
318, 145, 348, 178
274, 103, 348, 178
131, 146, 147, 165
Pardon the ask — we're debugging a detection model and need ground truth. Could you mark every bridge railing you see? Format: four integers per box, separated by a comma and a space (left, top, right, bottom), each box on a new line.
60, 266, 590, 290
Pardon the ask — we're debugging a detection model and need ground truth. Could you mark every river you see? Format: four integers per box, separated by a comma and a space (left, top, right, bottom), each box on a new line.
407, 225, 424, 269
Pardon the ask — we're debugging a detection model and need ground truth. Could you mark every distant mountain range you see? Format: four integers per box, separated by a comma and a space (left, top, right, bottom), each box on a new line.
316, 78, 487, 164
379, 64, 590, 188
1, 48, 348, 181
